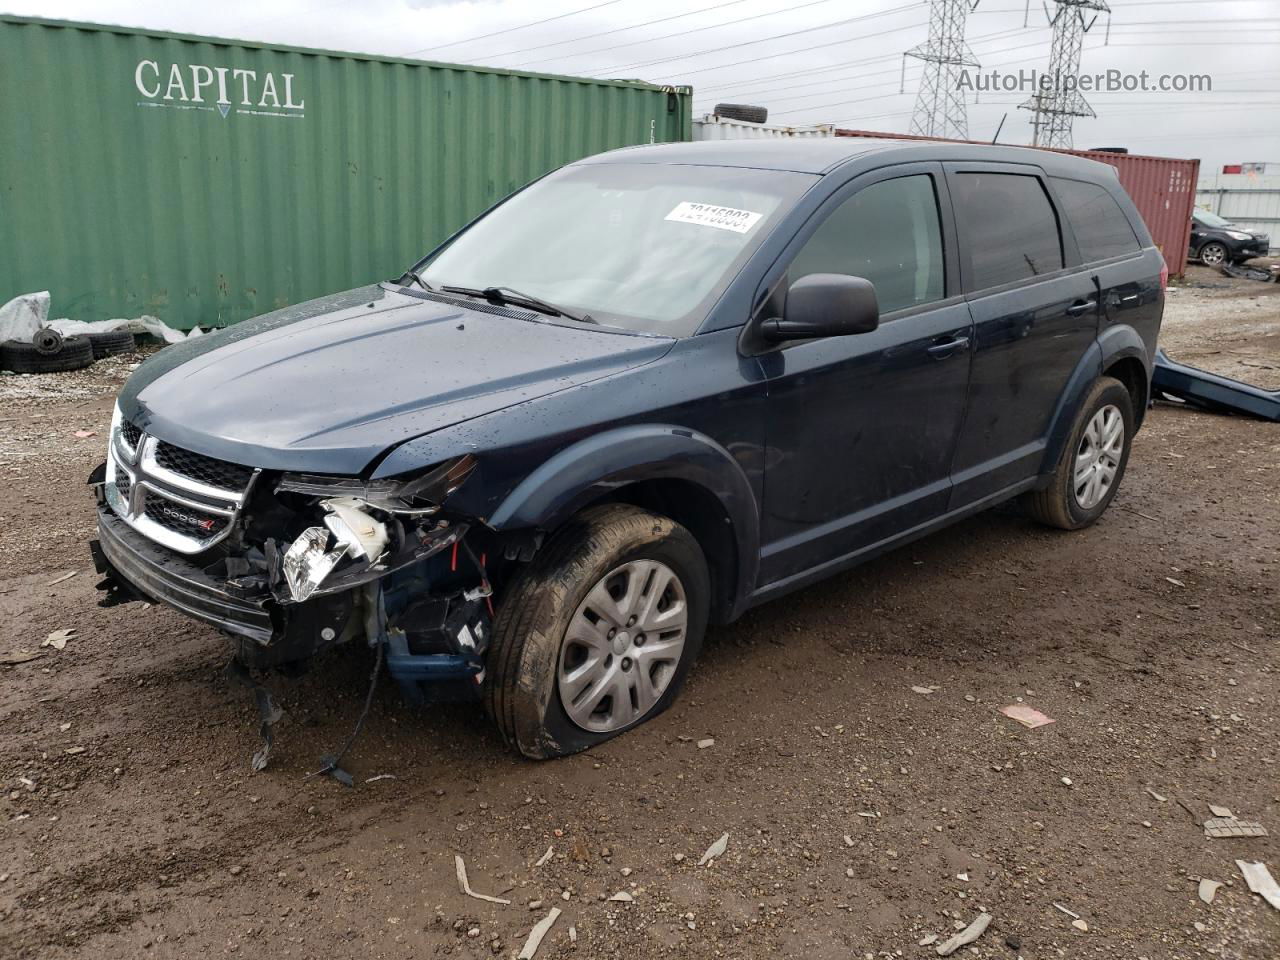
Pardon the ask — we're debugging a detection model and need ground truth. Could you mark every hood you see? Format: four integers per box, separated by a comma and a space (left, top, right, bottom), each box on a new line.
119, 284, 673, 475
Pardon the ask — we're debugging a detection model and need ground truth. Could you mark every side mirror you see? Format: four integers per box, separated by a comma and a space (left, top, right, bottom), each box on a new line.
761, 273, 879, 343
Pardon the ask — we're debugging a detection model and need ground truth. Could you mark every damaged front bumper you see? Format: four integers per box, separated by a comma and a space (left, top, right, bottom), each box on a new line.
94, 505, 273, 643
91, 489, 496, 700
92, 503, 353, 664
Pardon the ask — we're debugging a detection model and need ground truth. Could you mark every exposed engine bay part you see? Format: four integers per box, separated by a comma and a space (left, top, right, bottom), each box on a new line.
323, 498, 390, 561
1152, 348, 1280, 423
274, 512, 465, 603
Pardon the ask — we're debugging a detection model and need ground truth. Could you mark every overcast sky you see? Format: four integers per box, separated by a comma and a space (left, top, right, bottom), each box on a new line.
5, 0, 1277, 172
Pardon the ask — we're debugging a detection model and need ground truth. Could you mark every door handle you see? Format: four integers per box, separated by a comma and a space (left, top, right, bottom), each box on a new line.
1066, 299, 1097, 317
927, 335, 970, 359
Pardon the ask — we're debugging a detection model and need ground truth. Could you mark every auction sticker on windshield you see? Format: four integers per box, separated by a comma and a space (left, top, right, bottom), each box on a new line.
664, 202, 763, 234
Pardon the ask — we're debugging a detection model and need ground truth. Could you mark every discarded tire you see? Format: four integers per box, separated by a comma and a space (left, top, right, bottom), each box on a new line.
713, 102, 768, 124
87, 330, 137, 359
33, 328, 65, 355
0, 335, 94, 373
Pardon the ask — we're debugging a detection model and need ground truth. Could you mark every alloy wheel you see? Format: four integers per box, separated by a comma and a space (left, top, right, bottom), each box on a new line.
1074, 404, 1124, 510
1200, 243, 1227, 266
557, 560, 688, 733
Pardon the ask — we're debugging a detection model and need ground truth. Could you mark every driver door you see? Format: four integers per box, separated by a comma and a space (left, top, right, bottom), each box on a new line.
755, 163, 974, 589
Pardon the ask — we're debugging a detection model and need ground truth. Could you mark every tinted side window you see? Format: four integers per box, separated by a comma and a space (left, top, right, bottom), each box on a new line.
789, 174, 944, 314
952, 172, 1063, 290
1051, 177, 1141, 261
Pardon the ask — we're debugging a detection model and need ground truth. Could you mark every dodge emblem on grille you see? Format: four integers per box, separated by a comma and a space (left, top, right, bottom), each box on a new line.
160, 504, 216, 530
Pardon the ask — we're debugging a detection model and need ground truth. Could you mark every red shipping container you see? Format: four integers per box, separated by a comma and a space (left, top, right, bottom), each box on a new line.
836, 128, 1198, 277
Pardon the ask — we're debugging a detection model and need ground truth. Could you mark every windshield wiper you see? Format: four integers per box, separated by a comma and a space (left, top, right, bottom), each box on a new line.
400, 269, 434, 292
441, 285, 595, 324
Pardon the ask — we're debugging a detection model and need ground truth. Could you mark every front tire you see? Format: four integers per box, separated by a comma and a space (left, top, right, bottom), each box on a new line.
1199, 241, 1228, 266
484, 504, 709, 759
1023, 376, 1134, 530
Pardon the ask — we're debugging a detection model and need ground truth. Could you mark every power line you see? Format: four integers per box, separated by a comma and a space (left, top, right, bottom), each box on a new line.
507, 0, 845, 68
694, 28, 1051, 104
692, 24, 1034, 93
642, 21, 930, 80
1105, 40, 1280, 45
480, 0, 754, 62
651, 17, 1075, 84
762, 36, 1112, 117
685, 11, 1260, 95
606, 2, 921, 74
631, 2, 1268, 80
700, 24, 1280, 118
403, 0, 629, 56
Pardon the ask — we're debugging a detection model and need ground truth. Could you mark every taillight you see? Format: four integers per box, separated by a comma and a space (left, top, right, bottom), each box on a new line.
1159, 258, 1169, 290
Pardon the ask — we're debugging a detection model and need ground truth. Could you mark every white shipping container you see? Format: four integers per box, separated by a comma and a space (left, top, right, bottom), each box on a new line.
693, 114, 835, 141
1197, 172, 1280, 253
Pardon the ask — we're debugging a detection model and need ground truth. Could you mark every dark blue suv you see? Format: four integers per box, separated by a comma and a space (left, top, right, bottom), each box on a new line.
92, 138, 1164, 758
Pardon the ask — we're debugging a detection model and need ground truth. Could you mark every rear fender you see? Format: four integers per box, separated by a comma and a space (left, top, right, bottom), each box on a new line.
1039, 342, 1102, 481
488, 425, 760, 617
1040, 326, 1151, 478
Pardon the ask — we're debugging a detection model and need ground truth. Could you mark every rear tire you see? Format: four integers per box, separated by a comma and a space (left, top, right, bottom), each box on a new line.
484, 504, 709, 759
0, 336, 94, 373
1023, 376, 1134, 530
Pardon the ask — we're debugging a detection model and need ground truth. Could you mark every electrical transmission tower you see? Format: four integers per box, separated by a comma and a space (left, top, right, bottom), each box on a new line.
1020, 0, 1110, 148
904, 0, 981, 141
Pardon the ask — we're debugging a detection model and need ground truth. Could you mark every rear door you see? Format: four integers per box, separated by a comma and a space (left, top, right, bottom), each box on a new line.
944, 162, 1097, 506
1048, 175, 1151, 338
756, 162, 973, 587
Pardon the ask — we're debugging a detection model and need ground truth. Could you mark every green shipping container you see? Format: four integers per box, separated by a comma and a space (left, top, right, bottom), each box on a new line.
0, 16, 692, 328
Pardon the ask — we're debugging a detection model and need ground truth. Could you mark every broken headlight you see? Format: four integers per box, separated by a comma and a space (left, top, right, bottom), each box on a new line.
274, 455, 475, 603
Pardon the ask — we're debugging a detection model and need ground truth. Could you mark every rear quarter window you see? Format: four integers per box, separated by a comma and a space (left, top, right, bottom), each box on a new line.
1051, 177, 1142, 262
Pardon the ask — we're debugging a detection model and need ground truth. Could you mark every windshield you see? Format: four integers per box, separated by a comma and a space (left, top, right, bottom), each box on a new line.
1195, 210, 1233, 228
415, 161, 816, 336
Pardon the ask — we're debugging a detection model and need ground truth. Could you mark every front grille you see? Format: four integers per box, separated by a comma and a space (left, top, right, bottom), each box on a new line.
155, 441, 255, 492
121, 421, 142, 451
106, 430, 258, 555
144, 498, 230, 539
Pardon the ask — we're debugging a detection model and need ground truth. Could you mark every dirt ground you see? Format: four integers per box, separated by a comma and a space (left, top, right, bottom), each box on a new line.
1, 266, 1277, 960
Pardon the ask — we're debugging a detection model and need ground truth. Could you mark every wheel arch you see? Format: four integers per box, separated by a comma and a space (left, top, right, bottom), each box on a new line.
487, 425, 759, 623
1040, 326, 1151, 479
1101, 353, 1150, 428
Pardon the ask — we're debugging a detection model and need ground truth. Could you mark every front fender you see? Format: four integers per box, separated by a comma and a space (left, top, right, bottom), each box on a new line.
489, 424, 760, 615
